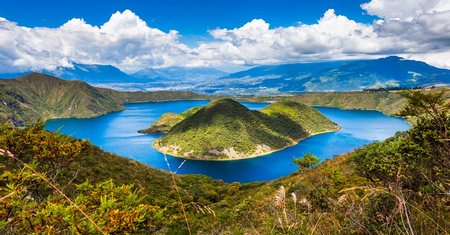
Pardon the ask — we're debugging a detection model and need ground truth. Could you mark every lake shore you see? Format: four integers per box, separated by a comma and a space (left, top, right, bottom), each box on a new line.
152, 126, 341, 161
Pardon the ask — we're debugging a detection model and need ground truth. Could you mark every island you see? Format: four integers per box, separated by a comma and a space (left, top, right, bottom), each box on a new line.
150, 98, 340, 160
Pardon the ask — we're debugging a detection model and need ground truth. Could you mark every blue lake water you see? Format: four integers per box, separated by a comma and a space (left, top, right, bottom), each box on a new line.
45, 100, 410, 183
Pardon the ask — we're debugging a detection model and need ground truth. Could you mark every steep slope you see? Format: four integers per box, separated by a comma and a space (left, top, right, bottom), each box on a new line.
154, 99, 339, 160
0, 73, 124, 125
138, 106, 202, 134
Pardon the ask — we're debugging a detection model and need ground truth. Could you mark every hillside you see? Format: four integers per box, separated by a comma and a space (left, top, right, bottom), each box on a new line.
0, 73, 209, 125
284, 91, 408, 116
154, 99, 339, 160
0, 73, 124, 126
138, 106, 202, 134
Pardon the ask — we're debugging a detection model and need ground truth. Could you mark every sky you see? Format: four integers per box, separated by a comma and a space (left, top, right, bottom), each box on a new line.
0, 0, 449, 73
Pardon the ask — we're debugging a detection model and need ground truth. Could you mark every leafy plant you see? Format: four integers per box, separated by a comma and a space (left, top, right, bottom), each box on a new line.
294, 152, 320, 169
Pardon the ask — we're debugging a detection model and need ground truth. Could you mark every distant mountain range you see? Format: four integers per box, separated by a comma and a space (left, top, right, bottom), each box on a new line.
48, 63, 138, 83
208, 56, 450, 94
0, 56, 449, 94
0, 64, 227, 84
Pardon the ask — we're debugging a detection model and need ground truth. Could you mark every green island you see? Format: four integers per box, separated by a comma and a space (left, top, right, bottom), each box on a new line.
152, 98, 339, 160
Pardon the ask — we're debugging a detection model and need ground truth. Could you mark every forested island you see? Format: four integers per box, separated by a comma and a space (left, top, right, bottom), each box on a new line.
151, 99, 339, 160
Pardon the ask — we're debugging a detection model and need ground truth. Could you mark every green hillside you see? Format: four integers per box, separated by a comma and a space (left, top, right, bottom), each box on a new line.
0, 73, 124, 125
138, 106, 202, 134
154, 99, 339, 160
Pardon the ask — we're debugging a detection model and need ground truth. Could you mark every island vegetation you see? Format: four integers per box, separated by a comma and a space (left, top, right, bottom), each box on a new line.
153, 98, 339, 160
0, 90, 448, 234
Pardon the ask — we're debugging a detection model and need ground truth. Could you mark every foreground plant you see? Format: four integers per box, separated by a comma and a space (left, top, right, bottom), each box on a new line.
0, 124, 165, 234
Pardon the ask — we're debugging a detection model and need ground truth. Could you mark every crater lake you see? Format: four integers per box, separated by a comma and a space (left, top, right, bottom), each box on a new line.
45, 100, 410, 183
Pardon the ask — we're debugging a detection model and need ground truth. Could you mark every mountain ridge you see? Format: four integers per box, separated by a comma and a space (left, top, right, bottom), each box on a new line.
211, 56, 450, 94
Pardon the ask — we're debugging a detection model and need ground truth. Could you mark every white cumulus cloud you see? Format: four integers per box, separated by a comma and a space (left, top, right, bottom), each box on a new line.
0, 10, 191, 73
0, 1, 450, 73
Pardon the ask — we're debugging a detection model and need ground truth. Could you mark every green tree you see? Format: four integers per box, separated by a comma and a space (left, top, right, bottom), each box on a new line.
294, 152, 320, 170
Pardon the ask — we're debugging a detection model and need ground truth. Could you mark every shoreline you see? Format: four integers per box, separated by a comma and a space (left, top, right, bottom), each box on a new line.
152, 126, 341, 161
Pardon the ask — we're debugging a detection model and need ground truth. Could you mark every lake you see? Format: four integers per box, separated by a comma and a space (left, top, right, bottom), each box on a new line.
45, 100, 410, 183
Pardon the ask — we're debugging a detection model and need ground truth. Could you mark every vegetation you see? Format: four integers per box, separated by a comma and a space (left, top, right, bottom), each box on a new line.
0, 122, 238, 233
154, 99, 339, 160
138, 106, 202, 134
0, 90, 449, 233
0, 73, 124, 126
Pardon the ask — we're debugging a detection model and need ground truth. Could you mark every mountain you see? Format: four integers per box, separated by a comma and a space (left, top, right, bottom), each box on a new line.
133, 66, 227, 81
209, 56, 450, 94
0, 73, 124, 125
138, 106, 202, 134
153, 99, 339, 160
0, 63, 140, 84
47, 63, 140, 83
225, 61, 343, 79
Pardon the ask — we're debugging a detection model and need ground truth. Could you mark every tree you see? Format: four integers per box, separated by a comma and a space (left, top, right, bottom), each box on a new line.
294, 152, 320, 170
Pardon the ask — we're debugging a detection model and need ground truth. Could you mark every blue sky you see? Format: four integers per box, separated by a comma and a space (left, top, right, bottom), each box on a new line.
0, 0, 449, 72
1, 0, 375, 35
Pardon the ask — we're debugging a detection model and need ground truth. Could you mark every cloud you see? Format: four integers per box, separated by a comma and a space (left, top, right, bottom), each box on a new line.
361, 0, 450, 21
0, 2, 450, 73
204, 9, 407, 65
0, 10, 191, 73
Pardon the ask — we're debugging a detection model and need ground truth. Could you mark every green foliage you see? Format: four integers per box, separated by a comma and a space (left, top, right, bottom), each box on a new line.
156, 99, 339, 160
0, 124, 167, 233
293, 152, 320, 169
354, 90, 450, 192
283, 90, 414, 116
